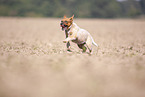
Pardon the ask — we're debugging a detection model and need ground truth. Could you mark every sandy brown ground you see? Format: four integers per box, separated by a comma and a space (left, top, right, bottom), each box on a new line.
0, 17, 145, 97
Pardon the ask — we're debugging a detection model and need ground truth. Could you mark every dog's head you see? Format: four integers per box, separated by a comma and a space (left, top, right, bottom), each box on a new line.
60, 15, 74, 31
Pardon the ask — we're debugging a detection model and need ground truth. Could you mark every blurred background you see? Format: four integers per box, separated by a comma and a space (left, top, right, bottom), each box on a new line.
0, 0, 145, 18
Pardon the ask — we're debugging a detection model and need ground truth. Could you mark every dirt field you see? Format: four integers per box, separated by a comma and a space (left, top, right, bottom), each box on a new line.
0, 17, 145, 97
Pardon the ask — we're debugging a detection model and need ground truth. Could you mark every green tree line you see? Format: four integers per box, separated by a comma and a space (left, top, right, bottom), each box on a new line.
0, 0, 145, 18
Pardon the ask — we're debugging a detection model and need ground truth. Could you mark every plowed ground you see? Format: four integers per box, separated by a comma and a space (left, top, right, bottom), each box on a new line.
0, 17, 145, 97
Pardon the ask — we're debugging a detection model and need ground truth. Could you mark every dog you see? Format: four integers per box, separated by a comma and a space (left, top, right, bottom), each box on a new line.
60, 15, 98, 54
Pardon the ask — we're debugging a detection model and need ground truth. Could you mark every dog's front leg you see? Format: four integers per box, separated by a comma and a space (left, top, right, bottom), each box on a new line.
65, 31, 72, 51
63, 37, 73, 43
63, 31, 76, 43
63, 37, 73, 52
66, 42, 71, 51
65, 31, 71, 51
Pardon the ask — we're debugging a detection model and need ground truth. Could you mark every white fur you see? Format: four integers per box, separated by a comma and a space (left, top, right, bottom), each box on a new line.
63, 21, 98, 53
66, 22, 98, 46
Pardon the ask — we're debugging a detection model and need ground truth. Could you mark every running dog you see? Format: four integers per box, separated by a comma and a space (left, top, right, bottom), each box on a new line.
60, 15, 98, 54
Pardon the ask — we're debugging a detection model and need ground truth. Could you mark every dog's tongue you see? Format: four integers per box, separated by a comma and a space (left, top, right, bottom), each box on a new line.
61, 24, 65, 28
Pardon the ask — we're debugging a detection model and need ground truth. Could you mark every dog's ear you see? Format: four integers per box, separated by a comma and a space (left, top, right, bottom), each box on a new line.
70, 14, 74, 20
64, 15, 67, 19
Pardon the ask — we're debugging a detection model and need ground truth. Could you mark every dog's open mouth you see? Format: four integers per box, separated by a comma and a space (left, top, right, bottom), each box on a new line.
60, 22, 67, 30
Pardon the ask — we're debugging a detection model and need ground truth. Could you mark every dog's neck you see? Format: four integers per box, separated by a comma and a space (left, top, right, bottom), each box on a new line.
65, 22, 79, 33
65, 23, 73, 32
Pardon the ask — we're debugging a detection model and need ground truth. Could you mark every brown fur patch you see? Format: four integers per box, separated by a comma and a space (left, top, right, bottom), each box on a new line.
61, 15, 74, 30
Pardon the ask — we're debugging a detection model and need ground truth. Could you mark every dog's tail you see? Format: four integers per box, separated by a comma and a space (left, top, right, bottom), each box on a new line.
92, 40, 98, 47
91, 37, 98, 47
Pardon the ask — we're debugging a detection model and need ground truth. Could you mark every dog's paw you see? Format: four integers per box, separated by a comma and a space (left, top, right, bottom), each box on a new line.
63, 40, 67, 43
67, 48, 72, 52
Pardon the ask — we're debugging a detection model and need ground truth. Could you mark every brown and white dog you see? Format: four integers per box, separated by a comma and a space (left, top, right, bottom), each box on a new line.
60, 15, 98, 54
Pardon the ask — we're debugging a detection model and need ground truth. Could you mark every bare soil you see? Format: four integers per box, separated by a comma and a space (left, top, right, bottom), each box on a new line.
0, 17, 145, 97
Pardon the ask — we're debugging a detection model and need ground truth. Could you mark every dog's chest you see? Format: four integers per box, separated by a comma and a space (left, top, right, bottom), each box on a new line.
67, 23, 88, 44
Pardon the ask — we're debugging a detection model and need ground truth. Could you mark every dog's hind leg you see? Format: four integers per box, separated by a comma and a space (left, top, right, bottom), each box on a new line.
86, 36, 93, 53
77, 43, 87, 52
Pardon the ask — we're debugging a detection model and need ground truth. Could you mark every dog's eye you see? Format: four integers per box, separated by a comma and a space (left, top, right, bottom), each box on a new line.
61, 21, 63, 22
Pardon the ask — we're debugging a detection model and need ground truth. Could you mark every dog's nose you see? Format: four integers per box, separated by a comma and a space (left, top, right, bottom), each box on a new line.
60, 23, 63, 26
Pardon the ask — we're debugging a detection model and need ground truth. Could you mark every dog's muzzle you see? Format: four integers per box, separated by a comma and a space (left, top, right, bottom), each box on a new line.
60, 22, 67, 30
